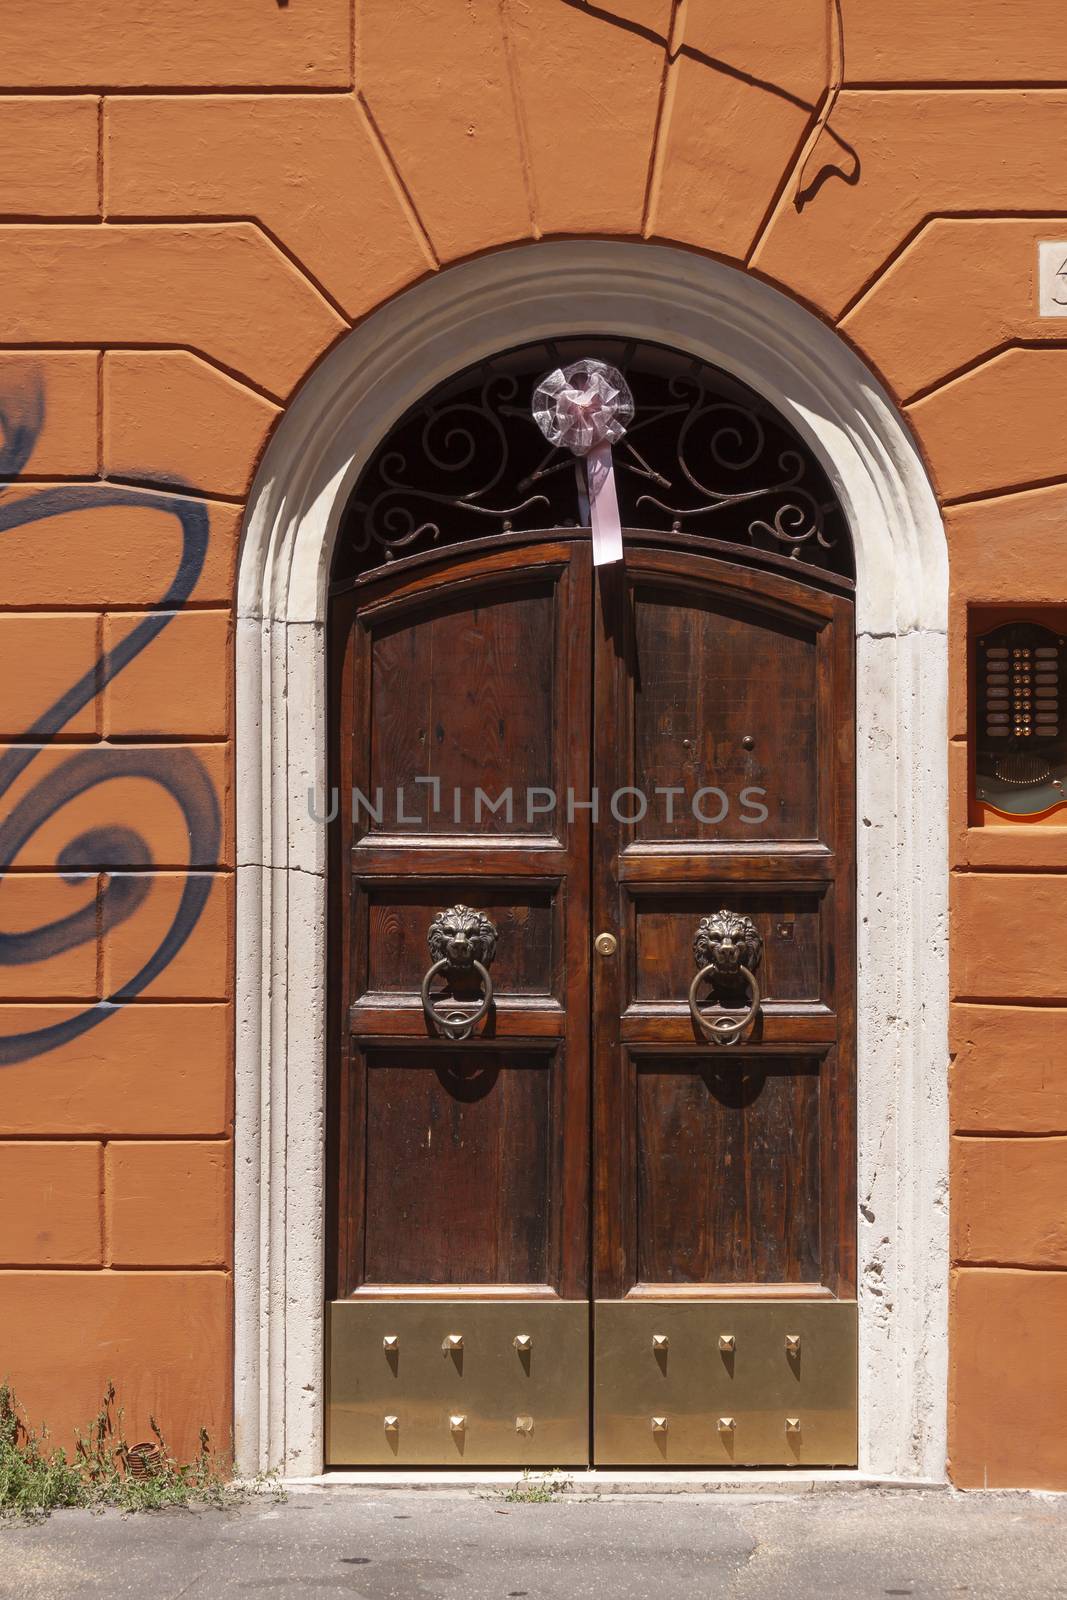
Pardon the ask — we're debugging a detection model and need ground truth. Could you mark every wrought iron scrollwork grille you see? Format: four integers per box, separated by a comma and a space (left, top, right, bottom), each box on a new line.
334, 337, 853, 584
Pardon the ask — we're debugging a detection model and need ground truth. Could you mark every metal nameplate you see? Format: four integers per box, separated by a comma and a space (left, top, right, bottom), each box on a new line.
593, 1300, 858, 1466
326, 1300, 589, 1467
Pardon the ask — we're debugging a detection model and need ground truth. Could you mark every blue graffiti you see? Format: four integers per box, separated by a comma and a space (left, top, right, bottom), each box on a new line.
0, 373, 220, 1064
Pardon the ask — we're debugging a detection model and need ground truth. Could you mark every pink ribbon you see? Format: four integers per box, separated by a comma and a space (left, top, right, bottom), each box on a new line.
532, 359, 634, 566
585, 440, 623, 566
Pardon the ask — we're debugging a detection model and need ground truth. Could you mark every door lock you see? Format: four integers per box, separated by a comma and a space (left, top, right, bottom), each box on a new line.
594, 932, 618, 957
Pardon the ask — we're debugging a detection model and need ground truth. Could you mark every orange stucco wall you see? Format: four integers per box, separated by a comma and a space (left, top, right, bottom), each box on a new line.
1, 0, 1066, 1485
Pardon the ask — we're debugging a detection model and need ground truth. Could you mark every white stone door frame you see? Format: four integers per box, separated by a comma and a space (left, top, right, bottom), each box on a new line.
234, 240, 949, 1482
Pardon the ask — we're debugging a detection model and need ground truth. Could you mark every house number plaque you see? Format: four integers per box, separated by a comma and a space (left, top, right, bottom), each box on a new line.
1038, 242, 1067, 318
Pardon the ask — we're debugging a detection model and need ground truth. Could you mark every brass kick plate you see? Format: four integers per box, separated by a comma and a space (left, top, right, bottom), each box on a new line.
326, 1300, 589, 1466
594, 1301, 858, 1467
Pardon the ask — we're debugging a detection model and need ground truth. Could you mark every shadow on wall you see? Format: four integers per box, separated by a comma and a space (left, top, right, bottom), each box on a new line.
565, 0, 860, 209
0, 366, 219, 1064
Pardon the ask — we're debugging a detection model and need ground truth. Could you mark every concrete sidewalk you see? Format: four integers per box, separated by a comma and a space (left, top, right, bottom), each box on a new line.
1, 1486, 1064, 1599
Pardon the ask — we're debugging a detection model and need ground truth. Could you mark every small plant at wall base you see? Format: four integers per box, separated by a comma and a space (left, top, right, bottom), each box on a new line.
499, 1470, 574, 1504
0, 1381, 234, 1519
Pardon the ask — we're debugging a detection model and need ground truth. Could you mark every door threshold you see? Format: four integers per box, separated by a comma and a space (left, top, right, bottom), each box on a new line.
278, 1469, 945, 1494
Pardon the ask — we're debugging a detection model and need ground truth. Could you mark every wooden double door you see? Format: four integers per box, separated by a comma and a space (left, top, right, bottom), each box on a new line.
327, 532, 856, 1467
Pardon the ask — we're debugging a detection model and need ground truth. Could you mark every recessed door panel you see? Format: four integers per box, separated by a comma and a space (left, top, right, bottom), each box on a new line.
633, 1052, 823, 1286
361, 1048, 555, 1287
358, 883, 559, 1001
630, 584, 820, 843
629, 889, 826, 1007
364, 581, 559, 837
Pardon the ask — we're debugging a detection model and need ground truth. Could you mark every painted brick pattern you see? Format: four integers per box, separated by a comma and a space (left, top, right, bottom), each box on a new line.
0, 1143, 102, 1266
0, 0, 1064, 1486
106, 1142, 231, 1268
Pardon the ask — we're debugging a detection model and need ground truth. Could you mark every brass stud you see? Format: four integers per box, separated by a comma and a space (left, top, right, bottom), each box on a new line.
442, 1333, 463, 1353
785, 1417, 801, 1434
652, 1333, 669, 1351
717, 1417, 735, 1432
382, 1334, 399, 1352
450, 1414, 467, 1432
513, 1333, 532, 1352
515, 1415, 534, 1435
383, 1415, 399, 1432
650, 1416, 668, 1433
718, 1334, 735, 1353
785, 1333, 801, 1355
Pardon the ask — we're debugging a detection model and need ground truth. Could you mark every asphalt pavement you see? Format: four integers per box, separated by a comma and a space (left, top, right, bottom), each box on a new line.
1, 1486, 1065, 1599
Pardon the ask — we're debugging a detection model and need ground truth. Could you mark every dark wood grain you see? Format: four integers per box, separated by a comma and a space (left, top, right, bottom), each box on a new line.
630, 584, 819, 842
330, 533, 855, 1314
331, 542, 592, 1300
330, 526, 856, 603
359, 882, 557, 998
634, 1052, 822, 1284
361, 1047, 553, 1286
631, 890, 824, 1005
592, 544, 856, 1301
365, 583, 557, 838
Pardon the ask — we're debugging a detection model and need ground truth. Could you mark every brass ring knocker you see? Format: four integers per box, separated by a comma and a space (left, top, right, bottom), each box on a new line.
421, 957, 495, 1041
688, 910, 763, 1047
688, 962, 761, 1046
421, 905, 498, 1042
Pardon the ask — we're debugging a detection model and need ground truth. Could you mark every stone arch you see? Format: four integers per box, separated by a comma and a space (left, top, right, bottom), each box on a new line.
235, 240, 948, 1481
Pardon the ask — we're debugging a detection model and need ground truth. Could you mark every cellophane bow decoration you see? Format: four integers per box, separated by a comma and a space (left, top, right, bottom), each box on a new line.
532, 358, 634, 565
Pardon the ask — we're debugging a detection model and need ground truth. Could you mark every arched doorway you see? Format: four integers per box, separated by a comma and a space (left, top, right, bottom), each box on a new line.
325, 340, 857, 1466
234, 242, 947, 1481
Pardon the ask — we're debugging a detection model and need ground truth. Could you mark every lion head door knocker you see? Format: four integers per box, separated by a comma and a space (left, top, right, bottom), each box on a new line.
689, 910, 764, 1046
421, 905, 499, 1041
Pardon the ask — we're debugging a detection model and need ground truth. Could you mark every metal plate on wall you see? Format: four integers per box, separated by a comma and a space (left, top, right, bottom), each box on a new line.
594, 1301, 857, 1466
327, 1300, 590, 1466
974, 622, 1066, 817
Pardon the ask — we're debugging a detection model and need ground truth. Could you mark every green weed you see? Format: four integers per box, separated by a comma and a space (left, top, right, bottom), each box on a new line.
501, 1469, 573, 1503
0, 1380, 239, 1520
